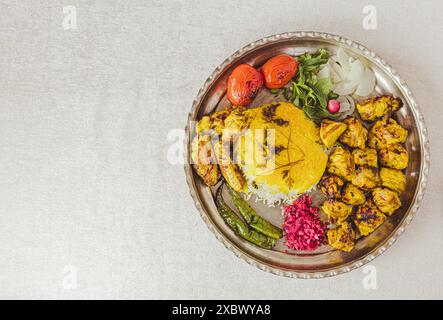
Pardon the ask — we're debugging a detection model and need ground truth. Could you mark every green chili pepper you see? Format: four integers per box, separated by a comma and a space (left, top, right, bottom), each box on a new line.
227, 185, 283, 240
215, 185, 276, 249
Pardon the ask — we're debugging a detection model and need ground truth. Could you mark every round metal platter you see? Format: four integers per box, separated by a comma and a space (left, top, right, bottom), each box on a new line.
184, 32, 430, 278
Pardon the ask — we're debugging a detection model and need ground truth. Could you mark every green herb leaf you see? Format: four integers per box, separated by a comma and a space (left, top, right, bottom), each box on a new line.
285, 48, 342, 123
297, 48, 329, 79
302, 104, 341, 122
310, 78, 334, 108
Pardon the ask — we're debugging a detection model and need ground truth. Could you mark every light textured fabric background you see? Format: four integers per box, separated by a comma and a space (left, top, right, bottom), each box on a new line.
0, 0, 442, 299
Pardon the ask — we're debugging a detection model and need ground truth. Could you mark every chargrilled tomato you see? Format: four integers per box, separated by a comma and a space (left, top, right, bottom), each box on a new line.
261, 54, 298, 89
227, 64, 263, 106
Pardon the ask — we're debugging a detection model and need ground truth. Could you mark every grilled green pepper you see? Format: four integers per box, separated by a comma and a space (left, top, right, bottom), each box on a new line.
215, 185, 276, 249
228, 186, 283, 240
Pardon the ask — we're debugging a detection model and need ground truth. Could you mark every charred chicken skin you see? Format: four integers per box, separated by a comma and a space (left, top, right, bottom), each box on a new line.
327, 221, 356, 252
213, 140, 248, 193
319, 175, 344, 199
327, 146, 355, 181
321, 199, 353, 225
356, 96, 402, 121
351, 165, 381, 190
380, 167, 406, 193
353, 200, 387, 236
342, 183, 366, 205
368, 118, 408, 150
339, 117, 369, 149
379, 144, 408, 170
372, 187, 401, 215
320, 119, 348, 148
191, 135, 219, 186
352, 148, 378, 167
192, 108, 247, 192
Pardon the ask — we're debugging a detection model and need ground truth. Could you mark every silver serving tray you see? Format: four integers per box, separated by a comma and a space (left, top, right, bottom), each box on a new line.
184, 32, 430, 278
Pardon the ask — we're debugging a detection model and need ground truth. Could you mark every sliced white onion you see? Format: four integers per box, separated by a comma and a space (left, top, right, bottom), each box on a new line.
317, 65, 330, 79
347, 59, 365, 83
329, 58, 348, 79
336, 48, 351, 74
334, 81, 358, 96
326, 48, 376, 98
337, 95, 355, 118
355, 67, 376, 96
327, 61, 341, 82
339, 95, 355, 108
338, 101, 351, 112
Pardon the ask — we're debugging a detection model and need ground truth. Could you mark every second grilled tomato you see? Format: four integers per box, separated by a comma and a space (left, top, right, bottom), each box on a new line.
227, 64, 263, 106
261, 54, 298, 89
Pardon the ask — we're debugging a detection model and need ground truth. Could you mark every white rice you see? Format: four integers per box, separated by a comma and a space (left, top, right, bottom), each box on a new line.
242, 171, 318, 209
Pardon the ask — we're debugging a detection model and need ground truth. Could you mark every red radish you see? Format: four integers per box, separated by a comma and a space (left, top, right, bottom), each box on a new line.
327, 99, 340, 113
